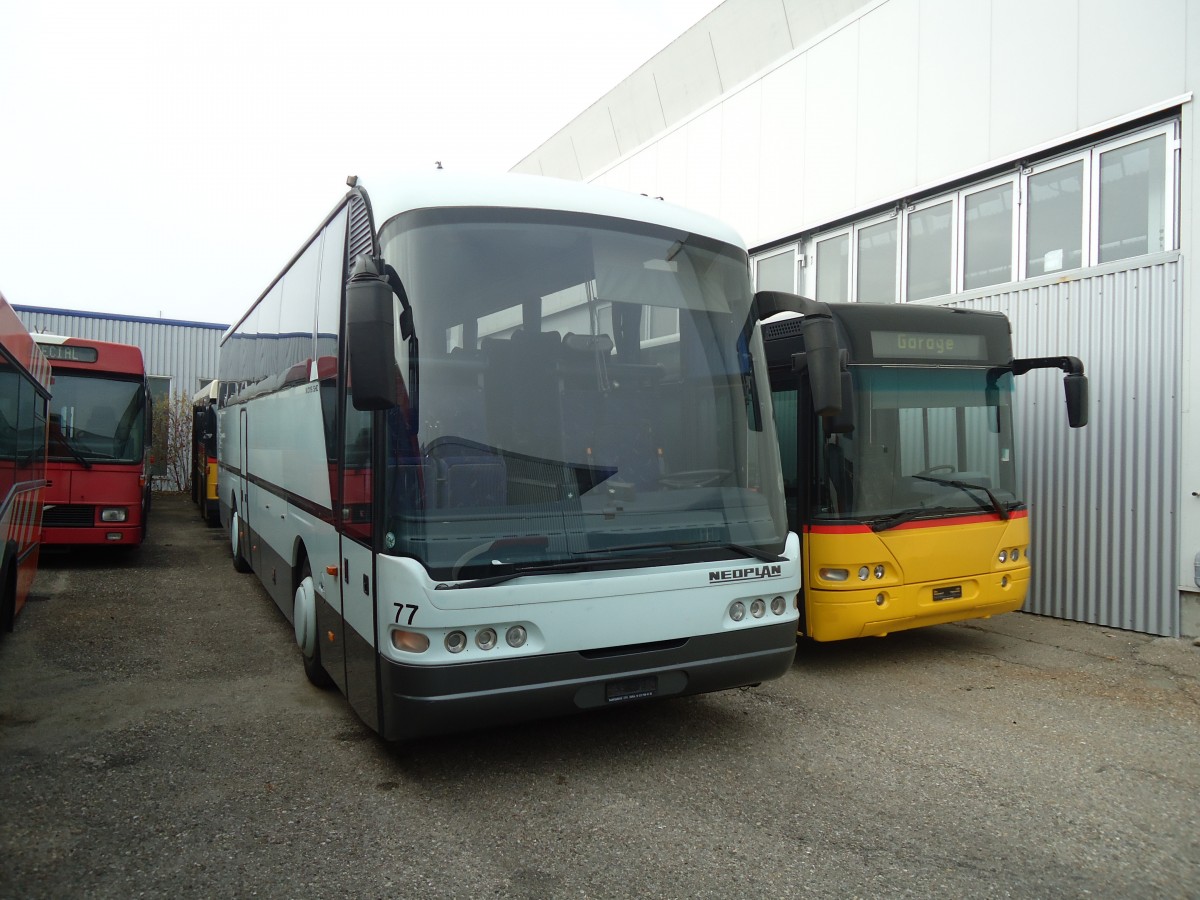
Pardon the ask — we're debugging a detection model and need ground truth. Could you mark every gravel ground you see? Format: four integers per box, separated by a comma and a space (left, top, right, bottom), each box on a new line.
1, 492, 1197, 899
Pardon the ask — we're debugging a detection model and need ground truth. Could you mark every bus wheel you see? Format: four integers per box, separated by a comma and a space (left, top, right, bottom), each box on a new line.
230, 507, 252, 573
294, 561, 332, 688
0, 551, 15, 635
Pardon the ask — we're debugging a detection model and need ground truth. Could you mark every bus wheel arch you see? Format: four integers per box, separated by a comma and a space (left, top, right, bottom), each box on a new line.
0, 543, 16, 634
230, 500, 251, 573
293, 555, 333, 688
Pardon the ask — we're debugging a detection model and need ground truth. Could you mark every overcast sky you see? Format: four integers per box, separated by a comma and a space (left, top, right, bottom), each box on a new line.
0, 0, 719, 326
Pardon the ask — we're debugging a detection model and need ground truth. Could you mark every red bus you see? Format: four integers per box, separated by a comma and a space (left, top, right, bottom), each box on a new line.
35, 335, 152, 547
0, 292, 51, 632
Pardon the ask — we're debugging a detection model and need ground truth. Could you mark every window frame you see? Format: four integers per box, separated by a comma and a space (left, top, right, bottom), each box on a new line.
811, 227, 852, 303
956, 173, 1019, 293
853, 210, 901, 304
1090, 121, 1178, 265
901, 193, 958, 303
754, 244, 799, 293
751, 119, 1180, 306
1019, 149, 1092, 279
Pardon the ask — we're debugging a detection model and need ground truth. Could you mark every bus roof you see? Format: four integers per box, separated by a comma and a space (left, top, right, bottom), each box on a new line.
763, 303, 1015, 368
223, 173, 751, 345
359, 172, 747, 250
193, 379, 219, 404
33, 333, 146, 375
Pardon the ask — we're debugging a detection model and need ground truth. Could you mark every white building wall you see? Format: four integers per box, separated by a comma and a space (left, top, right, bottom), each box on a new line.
515, 0, 1200, 635
522, 0, 1190, 249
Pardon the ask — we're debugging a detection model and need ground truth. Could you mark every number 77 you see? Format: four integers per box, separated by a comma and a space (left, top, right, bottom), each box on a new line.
393, 603, 418, 625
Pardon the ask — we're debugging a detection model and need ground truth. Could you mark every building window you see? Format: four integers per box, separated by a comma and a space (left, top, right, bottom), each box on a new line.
1097, 132, 1168, 264
755, 247, 796, 292
1024, 158, 1086, 278
815, 232, 850, 302
148, 375, 173, 478
905, 199, 954, 301
961, 181, 1015, 290
755, 120, 1178, 305
856, 217, 898, 303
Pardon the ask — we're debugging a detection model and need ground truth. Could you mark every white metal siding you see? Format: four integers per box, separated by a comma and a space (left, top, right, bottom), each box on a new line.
945, 254, 1182, 636
12, 308, 224, 396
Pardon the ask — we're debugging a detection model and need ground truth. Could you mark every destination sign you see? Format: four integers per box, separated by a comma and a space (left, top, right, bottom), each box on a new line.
870, 330, 986, 361
38, 343, 99, 363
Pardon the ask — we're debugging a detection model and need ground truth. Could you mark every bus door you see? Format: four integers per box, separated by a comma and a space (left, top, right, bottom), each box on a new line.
338, 397, 377, 731
238, 406, 252, 564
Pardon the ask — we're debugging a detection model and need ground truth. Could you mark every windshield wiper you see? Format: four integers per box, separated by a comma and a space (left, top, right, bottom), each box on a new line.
51, 436, 93, 470
870, 506, 950, 532
574, 540, 785, 564
912, 474, 1010, 521
440, 541, 786, 589
438, 559, 597, 590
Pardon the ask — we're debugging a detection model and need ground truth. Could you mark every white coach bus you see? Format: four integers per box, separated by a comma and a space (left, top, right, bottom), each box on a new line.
218, 172, 842, 740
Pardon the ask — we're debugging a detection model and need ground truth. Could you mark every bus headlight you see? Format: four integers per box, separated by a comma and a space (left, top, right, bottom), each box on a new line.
100, 508, 128, 522
475, 628, 498, 651
750, 599, 766, 618
506, 625, 527, 648
729, 601, 746, 622
1011, 548, 1020, 562
819, 568, 849, 582
445, 631, 467, 654
770, 596, 787, 615
391, 630, 430, 653
874, 565, 885, 579
858, 566, 870, 581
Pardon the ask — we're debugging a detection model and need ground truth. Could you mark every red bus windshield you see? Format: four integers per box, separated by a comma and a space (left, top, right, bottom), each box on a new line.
47, 373, 147, 465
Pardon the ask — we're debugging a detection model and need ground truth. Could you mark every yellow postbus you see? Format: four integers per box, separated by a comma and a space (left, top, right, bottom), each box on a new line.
191, 380, 219, 526
763, 301, 1087, 641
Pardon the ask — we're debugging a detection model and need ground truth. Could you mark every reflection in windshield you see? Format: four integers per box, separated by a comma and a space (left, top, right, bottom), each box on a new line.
376, 208, 788, 580
47, 374, 147, 464
816, 367, 1019, 523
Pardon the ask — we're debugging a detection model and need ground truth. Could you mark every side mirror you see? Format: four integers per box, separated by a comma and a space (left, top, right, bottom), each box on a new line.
801, 316, 842, 417
824, 370, 854, 434
346, 256, 398, 410
1011, 354, 1089, 430
1064, 373, 1088, 428
752, 290, 843, 418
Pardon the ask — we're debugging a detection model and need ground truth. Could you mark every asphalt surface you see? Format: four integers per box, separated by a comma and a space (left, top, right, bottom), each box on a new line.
1, 493, 1198, 899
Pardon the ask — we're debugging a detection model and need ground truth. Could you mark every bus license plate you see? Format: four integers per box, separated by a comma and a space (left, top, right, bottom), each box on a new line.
605, 675, 658, 703
933, 585, 963, 602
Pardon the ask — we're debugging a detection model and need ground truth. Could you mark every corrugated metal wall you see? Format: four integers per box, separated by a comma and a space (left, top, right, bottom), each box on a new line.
12, 307, 225, 398
945, 253, 1181, 636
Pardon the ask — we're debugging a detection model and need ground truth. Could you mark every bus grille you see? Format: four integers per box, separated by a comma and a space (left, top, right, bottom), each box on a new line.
42, 504, 94, 527
764, 318, 804, 341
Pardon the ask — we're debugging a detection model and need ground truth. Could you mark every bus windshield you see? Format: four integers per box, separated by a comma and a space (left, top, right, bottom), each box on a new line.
376, 208, 787, 580
814, 366, 1018, 524
47, 373, 147, 465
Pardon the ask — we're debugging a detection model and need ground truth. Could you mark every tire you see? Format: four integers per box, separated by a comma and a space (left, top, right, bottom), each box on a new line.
294, 560, 333, 688
0, 551, 15, 635
230, 506, 252, 573
140, 488, 151, 545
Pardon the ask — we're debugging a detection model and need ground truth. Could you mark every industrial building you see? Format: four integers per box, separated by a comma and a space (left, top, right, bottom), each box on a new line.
514, 0, 1199, 637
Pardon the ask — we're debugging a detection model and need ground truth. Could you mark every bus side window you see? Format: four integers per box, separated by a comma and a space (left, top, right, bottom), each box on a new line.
341, 396, 373, 544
